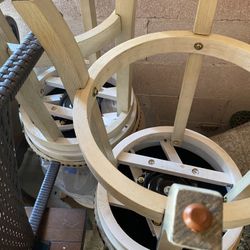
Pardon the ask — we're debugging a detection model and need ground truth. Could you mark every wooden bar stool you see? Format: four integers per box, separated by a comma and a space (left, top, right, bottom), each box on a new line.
70, 0, 249, 249
10, 0, 139, 167
5, 0, 139, 208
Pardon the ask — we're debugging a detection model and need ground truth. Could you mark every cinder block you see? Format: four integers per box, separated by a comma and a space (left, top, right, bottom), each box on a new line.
215, 0, 250, 21
136, 0, 179, 19
95, 0, 114, 18
133, 62, 184, 96
196, 65, 250, 100
189, 98, 230, 124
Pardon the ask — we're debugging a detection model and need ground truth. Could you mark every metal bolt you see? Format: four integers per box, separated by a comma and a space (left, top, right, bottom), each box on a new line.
172, 140, 180, 146
92, 87, 99, 97
194, 42, 203, 50
40, 88, 45, 95
163, 186, 171, 196
137, 176, 145, 184
148, 159, 155, 165
192, 168, 199, 175
152, 220, 162, 226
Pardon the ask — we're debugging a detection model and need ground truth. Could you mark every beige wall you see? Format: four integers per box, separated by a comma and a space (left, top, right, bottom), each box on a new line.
1, 0, 250, 136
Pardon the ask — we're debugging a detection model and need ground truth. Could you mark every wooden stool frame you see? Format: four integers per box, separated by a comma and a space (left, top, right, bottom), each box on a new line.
94, 124, 243, 249
12, 0, 138, 165
72, 31, 250, 227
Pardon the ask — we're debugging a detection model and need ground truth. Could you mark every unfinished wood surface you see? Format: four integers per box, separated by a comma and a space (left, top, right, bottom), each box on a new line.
13, 0, 89, 102
160, 140, 182, 163
90, 100, 116, 164
172, 54, 203, 144
172, 0, 218, 145
17, 77, 63, 141
118, 152, 232, 186
80, 0, 100, 63
193, 0, 218, 35
94, 126, 242, 249
74, 31, 250, 224
226, 171, 250, 202
161, 184, 222, 250
76, 12, 121, 58
115, 0, 136, 113
0, 10, 62, 141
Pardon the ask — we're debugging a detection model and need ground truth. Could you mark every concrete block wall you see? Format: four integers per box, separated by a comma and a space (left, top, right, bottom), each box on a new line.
1, 0, 250, 136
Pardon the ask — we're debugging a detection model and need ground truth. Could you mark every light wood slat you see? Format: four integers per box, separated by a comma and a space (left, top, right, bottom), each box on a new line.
115, 0, 136, 113
129, 149, 143, 181
45, 76, 64, 89
13, 0, 89, 102
0, 10, 62, 141
98, 87, 117, 101
118, 152, 232, 186
90, 100, 116, 164
160, 140, 182, 163
76, 12, 121, 58
43, 94, 63, 104
46, 77, 117, 101
17, 75, 63, 141
45, 103, 73, 120
172, 0, 218, 144
225, 171, 250, 202
108, 194, 125, 208
194, 0, 218, 35
80, 0, 100, 63
55, 120, 74, 131
80, 0, 97, 31
172, 54, 203, 144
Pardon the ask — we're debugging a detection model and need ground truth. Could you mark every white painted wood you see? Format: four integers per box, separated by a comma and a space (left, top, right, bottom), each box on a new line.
160, 140, 182, 163
118, 152, 232, 186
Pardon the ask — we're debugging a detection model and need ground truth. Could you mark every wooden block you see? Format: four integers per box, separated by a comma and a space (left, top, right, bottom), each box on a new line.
159, 184, 223, 250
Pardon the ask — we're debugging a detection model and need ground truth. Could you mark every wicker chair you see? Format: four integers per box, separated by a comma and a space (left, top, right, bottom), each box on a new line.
0, 32, 60, 249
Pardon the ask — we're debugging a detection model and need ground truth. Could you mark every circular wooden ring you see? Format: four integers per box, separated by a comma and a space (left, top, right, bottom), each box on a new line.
74, 31, 250, 227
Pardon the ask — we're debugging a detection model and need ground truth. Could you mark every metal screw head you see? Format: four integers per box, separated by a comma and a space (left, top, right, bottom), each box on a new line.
194, 42, 203, 50
192, 168, 199, 175
148, 159, 155, 165
137, 176, 145, 184
92, 87, 99, 97
172, 140, 180, 146
163, 186, 171, 196
40, 88, 45, 95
